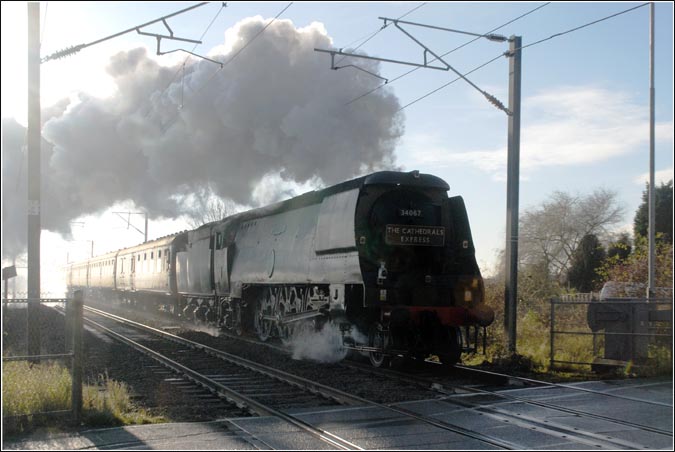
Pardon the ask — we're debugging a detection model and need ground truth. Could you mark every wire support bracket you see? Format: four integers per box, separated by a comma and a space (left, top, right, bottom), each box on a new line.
137, 21, 223, 68
316, 17, 510, 115
327, 52, 388, 84
40, 2, 212, 64
380, 17, 507, 42
315, 47, 449, 72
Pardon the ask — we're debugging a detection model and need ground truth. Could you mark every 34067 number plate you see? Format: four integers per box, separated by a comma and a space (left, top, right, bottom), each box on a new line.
385, 224, 445, 247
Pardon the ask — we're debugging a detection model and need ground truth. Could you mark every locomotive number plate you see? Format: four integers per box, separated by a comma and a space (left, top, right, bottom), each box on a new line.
385, 224, 445, 247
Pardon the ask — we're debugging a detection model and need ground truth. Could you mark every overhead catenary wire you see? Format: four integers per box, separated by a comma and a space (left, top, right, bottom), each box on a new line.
398, 54, 504, 112
518, 1, 649, 52
220, 1, 293, 71
397, 2, 650, 112
159, 2, 294, 133
158, 2, 228, 97
345, 2, 551, 106
140, 2, 227, 120
185, 1, 294, 100
336, 2, 427, 66
332, 3, 427, 81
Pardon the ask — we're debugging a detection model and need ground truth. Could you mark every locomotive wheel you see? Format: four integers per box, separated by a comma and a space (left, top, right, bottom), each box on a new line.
438, 326, 462, 366
278, 287, 296, 345
369, 322, 390, 368
254, 289, 275, 342
278, 305, 295, 346
279, 323, 295, 346
234, 304, 243, 336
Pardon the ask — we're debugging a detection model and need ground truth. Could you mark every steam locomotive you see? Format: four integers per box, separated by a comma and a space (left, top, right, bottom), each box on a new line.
67, 170, 494, 366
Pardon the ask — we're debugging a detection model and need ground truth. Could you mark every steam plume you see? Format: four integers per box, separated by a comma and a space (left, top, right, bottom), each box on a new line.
2, 17, 404, 260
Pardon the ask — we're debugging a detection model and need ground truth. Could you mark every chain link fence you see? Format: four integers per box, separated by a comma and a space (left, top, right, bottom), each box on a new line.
2, 292, 84, 428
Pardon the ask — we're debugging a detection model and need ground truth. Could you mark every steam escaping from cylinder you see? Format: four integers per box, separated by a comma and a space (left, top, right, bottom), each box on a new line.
289, 322, 348, 363
288, 321, 368, 364
2, 17, 404, 260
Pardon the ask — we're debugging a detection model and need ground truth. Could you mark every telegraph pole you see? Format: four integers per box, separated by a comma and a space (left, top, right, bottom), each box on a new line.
504, 36, 522, 354
27, 2, 41, 357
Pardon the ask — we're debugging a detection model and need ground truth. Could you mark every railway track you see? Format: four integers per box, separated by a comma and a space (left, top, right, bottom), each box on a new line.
82, 305, 363, 450
79, 306, 524, 449
180, 314, 673, 449
79, 302, 673, 449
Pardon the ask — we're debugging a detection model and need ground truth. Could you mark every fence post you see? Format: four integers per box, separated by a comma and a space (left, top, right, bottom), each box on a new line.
71, 290, 83, 425
3, 278, 7, 318
65, 298, 73, 354
549, 298, 555, 370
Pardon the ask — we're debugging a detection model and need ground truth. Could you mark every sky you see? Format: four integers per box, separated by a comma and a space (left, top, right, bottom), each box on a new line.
1, 1, 673, 296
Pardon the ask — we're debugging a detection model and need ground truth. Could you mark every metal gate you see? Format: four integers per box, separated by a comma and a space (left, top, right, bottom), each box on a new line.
550, 293, 673, 371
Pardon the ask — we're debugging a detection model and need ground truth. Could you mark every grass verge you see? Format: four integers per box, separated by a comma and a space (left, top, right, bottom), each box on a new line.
2, 361, 165, 436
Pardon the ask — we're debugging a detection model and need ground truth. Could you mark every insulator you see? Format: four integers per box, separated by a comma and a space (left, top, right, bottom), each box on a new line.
486, 33, 507, 42
484, 92, 510, 115
42, 44, 85, 63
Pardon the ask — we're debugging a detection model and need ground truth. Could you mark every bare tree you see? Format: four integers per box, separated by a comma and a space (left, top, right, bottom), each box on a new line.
519, 188, 624, 282
182, 185, 239, 228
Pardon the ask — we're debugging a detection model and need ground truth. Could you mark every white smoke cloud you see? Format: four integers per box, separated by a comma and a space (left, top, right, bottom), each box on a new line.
288, 321, 368, 363
289, 322, 349, 363
2, 17, 404, 259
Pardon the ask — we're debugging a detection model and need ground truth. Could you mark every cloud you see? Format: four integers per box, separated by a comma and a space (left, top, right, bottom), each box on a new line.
633, 167, 674, 186
400, 86, 674, 180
